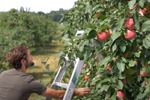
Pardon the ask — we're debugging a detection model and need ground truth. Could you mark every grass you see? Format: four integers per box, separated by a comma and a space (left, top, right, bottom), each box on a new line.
26, 23, 66, 100
27, 40, 64, 100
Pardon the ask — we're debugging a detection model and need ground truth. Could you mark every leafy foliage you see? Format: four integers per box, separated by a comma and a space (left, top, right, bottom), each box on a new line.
58, 0, 150, 99
0, 9, 57, 72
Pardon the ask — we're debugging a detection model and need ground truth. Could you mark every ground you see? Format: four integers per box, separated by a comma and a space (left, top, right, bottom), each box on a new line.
27, 40, 64, 100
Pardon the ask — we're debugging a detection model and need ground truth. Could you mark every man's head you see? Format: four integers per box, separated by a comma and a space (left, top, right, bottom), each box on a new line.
6, 46, 34, 69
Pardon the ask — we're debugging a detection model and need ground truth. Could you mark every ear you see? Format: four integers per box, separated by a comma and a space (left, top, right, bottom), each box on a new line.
21, 59, 25, 64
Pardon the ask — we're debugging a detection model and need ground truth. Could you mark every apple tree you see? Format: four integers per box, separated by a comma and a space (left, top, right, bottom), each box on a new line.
58, 0, 150, 99
0, 9, 57, 72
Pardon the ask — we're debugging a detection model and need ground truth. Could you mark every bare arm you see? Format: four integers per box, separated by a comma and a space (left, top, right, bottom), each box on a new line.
41, 88, 66, 99
41, 87, 91, 99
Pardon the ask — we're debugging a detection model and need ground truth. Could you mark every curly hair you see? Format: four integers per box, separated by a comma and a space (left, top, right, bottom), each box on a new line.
6, 46, 28, 69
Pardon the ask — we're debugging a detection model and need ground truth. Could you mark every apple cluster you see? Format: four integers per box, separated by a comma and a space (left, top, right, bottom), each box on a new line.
96, 18, 137, 42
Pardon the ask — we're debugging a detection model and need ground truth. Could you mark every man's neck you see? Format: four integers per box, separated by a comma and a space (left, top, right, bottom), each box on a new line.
16, 66, 27, 72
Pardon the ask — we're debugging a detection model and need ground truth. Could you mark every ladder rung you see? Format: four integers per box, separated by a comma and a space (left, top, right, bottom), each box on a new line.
53, 82, 68, 89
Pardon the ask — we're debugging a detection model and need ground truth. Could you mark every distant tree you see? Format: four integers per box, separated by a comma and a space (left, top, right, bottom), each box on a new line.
46, 8, 70, 22
37, 11, 45, 15
0, 8, 57, 72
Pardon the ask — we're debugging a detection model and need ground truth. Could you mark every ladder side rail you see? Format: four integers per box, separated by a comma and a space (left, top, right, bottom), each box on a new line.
53, 60, 73, 83
63, 58, 84, 100
45, 60, 73, 100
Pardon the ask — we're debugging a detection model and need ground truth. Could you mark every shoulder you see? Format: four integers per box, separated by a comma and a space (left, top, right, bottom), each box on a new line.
0, 69, 14, 75
1, 69, 35, 82
22, 73, 35, 82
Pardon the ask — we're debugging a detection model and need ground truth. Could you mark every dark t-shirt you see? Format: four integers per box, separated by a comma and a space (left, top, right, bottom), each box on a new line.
0, 69, 47, 100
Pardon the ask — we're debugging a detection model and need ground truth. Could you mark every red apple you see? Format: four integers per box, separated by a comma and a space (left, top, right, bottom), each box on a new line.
107, 64, 111, 71
84, 75, 90, 80
83, 64, 86, 68
88, 14, 91, 18
125, 52, 130, 58
125, 30, 136, 40
97, 32, 108, 42
107, 30, 112, 37
117, 91, 124, 99
122, 79, 126, 84
95, 62, 98, 66
125, 18, 135, 29
139, 8, 147, 14
95, 53, 97, 57
114, 58, 117, 62
140, 70, 147, 76
2, 62, 5, 65
96, 12, 102, 17
146, 81, 148, 85
134, 61, 138, 66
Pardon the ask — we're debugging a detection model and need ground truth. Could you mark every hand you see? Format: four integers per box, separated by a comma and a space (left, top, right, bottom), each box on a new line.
74, 88, 91, 97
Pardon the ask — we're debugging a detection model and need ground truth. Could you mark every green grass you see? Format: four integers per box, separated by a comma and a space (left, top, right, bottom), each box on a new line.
27, 40, 64, 100
26, 23, 65, 100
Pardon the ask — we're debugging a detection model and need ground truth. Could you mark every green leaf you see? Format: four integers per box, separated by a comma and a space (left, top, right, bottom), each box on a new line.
112, 24, 118, 34
86, 29, 97, 39
79, 40, 89, 52
128, 0, 136, 9
133, 12, 140, 30
146, 67, 150, 75
119, 42, 126, 52
91, 75, 101, 85
92, 5, 101, 11
117, 80, 123, 90
62, 34, 72, 45
126, 74, 135, 84
111, 32, 121, 42
142, 21, 150, 31
134, 52, 140, 57
43, 74, 50, 76
129, 60, 135, 67
99, 15, 107, 20
145, 85, 150, 93
56, 51, 65, 57
136, 93, 146, 99
147, 0, 150, 3
121, 57, 127, 63
96, 8, 104, 13
112, 39, 120, 52
100, 56, 111, 66
100, 84, 110, 92
45, 64, 50, 71
117, 18, 125, 30
117, 60, 125, 73
110, 93, 116, 100
112, 42, 118, 52
145, 33, 150, 42
143, 38, 150, 49
85, 4, 92, 15
141, 67, 146, 74
139, 0, 145, 8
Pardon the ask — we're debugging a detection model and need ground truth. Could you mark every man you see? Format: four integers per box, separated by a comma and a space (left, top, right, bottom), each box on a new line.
0, 46, 91, 100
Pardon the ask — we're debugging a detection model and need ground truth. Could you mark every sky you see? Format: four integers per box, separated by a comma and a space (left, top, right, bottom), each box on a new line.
0, 0, 78, 13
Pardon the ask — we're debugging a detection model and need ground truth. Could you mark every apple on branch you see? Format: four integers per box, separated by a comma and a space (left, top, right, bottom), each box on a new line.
106, 64, 111, 71
84, 75, 90, 80
139, 8, 147, 15
125, 18, 135, 29
117, 91, 124, 99
125, 30, 136, 40
97, 32, 108, 42
96, 12, 102, 18
140, 70, 147, 76
107, 30, 112, 37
